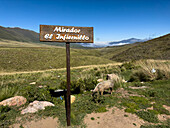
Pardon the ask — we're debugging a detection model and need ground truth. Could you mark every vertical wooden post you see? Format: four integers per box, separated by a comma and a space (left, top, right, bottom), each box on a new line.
66, 42, 71, 126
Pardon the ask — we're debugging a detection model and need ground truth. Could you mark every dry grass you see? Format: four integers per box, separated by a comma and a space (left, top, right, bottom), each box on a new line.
0, 39, 60, 48
135, 59, 170, 80
0, 63, 122, 76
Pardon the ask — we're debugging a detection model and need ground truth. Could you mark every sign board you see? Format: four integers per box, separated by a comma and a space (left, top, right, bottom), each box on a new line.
39, 24, 94, 126
40, 25, 93, 43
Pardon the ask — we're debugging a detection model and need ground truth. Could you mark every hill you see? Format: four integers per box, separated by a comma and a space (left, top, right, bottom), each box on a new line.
0, 26, 38, 42
0, 26, 84, 48
0, 47, 114, 72
108, 38, 147, 46
99, 34, 170, 61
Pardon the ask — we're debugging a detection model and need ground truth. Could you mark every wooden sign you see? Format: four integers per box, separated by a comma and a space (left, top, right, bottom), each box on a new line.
40, 25, 93, 43
40, 24, 94, 126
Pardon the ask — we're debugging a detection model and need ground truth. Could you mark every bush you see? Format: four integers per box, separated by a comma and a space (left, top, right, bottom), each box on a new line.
59, 78, 97, 94
19, 85, 52, 103
120, 62, 136, 71
0, 86, 19, 102
0, 106, 11, 121
153, 104, 170, 115
0, 106, 11, 113
95, 106, 107, 113
140, 119, 170, 128
136, 110, 159, 123
156, 69, 169, 80
129, 70, 152, 82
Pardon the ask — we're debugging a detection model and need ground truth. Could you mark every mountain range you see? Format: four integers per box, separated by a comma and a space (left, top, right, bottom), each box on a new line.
0, 26, 83, 48
0, 26, 147, 48
81, 38, 148, 48
0, 25, 169, 71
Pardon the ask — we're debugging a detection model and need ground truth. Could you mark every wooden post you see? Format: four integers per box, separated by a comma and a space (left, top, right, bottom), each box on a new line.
40, 25, 93, 127
66, 42, 71, 126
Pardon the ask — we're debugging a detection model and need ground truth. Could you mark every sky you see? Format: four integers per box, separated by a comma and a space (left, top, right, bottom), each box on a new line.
0, 0, 170, 44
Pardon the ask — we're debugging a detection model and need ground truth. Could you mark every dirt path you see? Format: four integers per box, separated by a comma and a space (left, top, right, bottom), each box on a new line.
11, 107, 145, 128
84, 107, 145, 128
0, 63, 122, 76
11, 117, 59, 128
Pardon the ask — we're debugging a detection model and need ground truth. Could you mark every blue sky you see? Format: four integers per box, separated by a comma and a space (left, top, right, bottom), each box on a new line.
0, 0, 170, 43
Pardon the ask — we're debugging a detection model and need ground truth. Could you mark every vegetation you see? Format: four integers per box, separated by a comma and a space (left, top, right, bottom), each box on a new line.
97, 34, 170, 62
0, 47, 114, 72
136, 110, 159, 123
0, 26, 83, 48
0, 32, 170, 73
0, 58, 170, 127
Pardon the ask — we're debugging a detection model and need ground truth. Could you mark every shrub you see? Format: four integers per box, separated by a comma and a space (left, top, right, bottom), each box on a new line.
19, 85, 52, 103
0, 106, 11, 121
129, 96, 151, 109
59, 78, 97, 94
125, 108, 137, 114
153, 104, 170, 115
0, 86, 18, 102
135, 60, 170, 81
129, 70, 151, 82
140, 119, 170, 128
136, 110, 159, 123
156, 69, 169, 80
0, 106, 11, 113
120, 62, 136, 70
95, 106, 107, 113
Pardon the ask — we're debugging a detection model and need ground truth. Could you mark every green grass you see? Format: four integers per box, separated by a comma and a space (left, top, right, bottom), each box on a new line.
136, 110, 159, 123
0, 47, 114, 72
0, 34, 170, 72
140, 119, 170, 128
98, 34, 170, 62
0, 60, 170, 127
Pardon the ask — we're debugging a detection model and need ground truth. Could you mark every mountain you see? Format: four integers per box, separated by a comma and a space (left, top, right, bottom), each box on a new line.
0, 26, 149, 48
0, 26, 39, 42
0, 26, 84, 48
81, 38, 148, 48
99, 33, 170, 61
109, 38, 147, 46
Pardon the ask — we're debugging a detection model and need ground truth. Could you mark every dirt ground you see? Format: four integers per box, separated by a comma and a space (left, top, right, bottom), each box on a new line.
11, 107, 146, 128
84, 107, 145, 128
11, 117, 59, 128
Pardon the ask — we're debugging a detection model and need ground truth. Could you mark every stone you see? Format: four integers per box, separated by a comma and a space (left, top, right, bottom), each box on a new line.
30, 82, 36, 85
71, 95, 75, 104
129, 86, 148, 89
97, 79, 104, 82
38, 85, 47, 88
21, 101, 54, 114
0, 96, 27, 107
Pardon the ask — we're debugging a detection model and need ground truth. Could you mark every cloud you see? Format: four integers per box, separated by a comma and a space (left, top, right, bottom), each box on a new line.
94, 41, 110, 46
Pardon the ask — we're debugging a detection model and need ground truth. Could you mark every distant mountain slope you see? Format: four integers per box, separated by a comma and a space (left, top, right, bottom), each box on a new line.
81, 38, 147, 48
108, 34, 170, 61
0, 26, 39, 42
109, 38, 147, 45
0, 26, 84, 48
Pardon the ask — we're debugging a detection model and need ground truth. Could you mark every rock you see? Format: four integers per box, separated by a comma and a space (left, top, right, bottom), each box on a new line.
97, 79, 104, 82
0, 96, 27, 107
122, 79, 127, 83
71, 95, 75, 104
30, 82, 36, 85
38, 85, 47, 88
129, 86, 148, 89
21, 101, 54, 114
